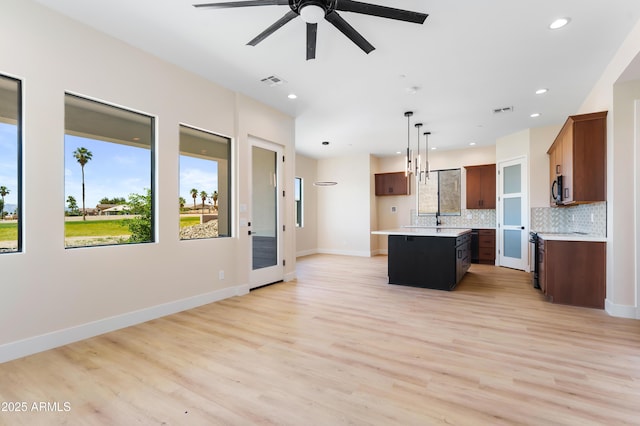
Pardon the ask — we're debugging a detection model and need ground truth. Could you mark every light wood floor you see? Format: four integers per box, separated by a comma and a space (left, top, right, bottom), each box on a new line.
1, 254, 639, 425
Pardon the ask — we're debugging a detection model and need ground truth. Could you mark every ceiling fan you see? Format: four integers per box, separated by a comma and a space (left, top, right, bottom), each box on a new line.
193, 0, 428, 60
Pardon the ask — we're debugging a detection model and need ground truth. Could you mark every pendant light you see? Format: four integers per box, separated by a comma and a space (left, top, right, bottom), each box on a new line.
424, 131, 431, 179
404, 111, 413, 176
414, 122, 423, 181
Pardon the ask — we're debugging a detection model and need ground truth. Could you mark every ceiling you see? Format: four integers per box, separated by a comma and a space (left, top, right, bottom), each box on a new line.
34, 0, 640, 159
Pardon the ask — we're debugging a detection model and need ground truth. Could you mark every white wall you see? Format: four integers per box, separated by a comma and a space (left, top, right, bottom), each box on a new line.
0, 0, 295, 362
579, 18, 640, 318
316, 154, 374, 256
295, 154, 318, 257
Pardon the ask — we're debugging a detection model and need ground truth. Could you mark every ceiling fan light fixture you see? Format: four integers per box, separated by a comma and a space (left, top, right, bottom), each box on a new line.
549, 17, 570, 30
299, 4, 325, 24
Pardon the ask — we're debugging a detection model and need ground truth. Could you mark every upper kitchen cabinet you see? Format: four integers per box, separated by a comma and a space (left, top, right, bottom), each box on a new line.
465, 164, 496, 209
547, 111, 607, 206
375, 172, 410, 196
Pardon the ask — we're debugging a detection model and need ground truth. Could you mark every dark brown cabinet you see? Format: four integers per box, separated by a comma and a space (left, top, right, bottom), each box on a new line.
465, 164, 496, 209
374, 172, 410, 196
539, 237, 606, 309
478, 229, 496, 264
547, 111, 607, 206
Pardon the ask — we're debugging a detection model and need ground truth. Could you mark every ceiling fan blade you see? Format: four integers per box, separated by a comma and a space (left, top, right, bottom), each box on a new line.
335, 0, 428, 24
247, 10, 298, 46
194, 0, 289, 9
306, 23, 318, 60
325, 11, 374, 54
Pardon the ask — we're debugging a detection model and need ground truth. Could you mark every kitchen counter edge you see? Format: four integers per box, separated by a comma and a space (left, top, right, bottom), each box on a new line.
372, 228, 472, 238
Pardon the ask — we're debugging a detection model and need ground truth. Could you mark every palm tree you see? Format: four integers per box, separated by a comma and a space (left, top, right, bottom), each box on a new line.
73, 147, 93, 221
179, 197, 186, 212
190, 188, 198, 211
200, 190, 208, 213
212, 190, 218, 210
0, 186, 9, 220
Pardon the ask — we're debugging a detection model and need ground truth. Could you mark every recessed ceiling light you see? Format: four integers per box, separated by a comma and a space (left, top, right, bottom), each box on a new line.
288, 93, 297, 99
549, 18, 570, 30
469, 142, 476, 146
535, 88, 548, 95
530, 113, 541, 118
396, 151, 402, 155
431, 147, 437, 150
405, 86, 420, 95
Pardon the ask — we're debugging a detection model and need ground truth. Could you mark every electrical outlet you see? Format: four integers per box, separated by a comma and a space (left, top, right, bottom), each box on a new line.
591, 213, 594, 223
219, 270, 224, 280
572, 214, 575, 221
391, 206, 397, 213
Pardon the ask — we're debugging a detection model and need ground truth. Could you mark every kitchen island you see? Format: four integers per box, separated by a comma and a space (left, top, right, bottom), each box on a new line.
372, 228, 472, 290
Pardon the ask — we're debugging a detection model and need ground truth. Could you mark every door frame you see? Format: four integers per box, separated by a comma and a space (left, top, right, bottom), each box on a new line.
249, 137, 285, 289
497, 156, 529, 271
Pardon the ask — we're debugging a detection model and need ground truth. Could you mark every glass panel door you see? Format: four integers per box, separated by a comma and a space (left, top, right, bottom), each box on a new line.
499, 157, 528, 270
250, 139, 283, 288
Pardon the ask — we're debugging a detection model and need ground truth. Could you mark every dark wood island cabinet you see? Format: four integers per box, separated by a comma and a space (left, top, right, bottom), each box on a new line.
374, 228, 471, 291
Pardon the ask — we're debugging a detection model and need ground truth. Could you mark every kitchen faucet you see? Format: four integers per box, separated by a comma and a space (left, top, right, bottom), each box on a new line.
436, 212, 442, 226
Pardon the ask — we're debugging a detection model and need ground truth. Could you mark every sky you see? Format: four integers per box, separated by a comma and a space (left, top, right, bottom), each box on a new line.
0, 125, 220, 212
0, 122, 18, 209
64, 135, 219, 209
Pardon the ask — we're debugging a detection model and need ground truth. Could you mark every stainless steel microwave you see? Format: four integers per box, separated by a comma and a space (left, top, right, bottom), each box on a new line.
551, 175, 563, 205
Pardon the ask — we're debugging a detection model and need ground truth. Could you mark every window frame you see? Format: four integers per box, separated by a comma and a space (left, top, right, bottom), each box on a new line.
0, 74, 23, 254
64, 92, 156, 248
417, 168, 462, 217
178, 123, 232, 240
295, 176, 303, 228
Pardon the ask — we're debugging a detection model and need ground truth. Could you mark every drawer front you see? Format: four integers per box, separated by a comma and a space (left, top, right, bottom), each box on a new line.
456, 233, 471, 246
478, 236, 495, 247
479, 248, 495, 260
479, 229, 495, 237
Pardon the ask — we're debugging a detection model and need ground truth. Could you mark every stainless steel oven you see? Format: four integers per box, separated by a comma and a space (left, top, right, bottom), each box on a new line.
529, 231, 540, 289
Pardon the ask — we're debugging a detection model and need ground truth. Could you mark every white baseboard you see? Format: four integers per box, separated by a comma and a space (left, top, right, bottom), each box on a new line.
284, 271, 296, 282
0, 284, 248, 364
604, 298, 639, 319
316, 248, 373, 257
296, 249, 318, 258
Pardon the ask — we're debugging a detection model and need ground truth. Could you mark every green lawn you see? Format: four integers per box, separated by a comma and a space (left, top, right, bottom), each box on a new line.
0, 217, 202, 240
0, 222, 17, 240
64, 219, 131, 237
180, 216, 201, 227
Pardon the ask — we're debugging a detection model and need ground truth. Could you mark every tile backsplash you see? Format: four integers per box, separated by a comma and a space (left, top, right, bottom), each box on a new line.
409, 202, 606, 236
411, 209, 496, 228
531, 202, 606, 236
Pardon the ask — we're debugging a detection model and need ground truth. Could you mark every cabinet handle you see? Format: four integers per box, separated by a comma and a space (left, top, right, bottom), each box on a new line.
458, 249, 462, 259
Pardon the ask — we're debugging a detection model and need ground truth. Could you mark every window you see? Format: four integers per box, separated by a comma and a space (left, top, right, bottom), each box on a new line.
64, 94, 154, 248
179, 125, 231, 240
417, 168, 461, 216
0, 75, 22, 253
295, 177, 303, 227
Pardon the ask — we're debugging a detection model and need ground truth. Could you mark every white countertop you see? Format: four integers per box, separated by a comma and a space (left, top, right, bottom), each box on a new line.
536, 232, 606, 242
372, 228, 472, 237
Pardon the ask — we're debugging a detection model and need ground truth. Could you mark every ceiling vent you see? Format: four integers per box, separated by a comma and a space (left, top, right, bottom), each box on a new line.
260, 75, 286, 87
493, 106, 514, 114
